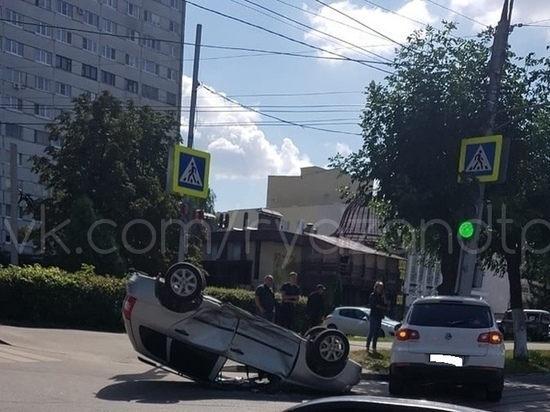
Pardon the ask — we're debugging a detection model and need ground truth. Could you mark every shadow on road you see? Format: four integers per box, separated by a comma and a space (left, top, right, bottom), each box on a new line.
96, 368, 315, 405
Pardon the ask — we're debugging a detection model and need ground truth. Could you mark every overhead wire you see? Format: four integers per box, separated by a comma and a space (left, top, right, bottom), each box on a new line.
424, 0, 488, 28
186, 1, 393, 75
232, 0, 392, 62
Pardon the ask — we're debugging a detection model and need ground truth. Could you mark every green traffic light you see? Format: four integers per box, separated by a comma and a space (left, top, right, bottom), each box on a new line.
458, 221, 475, 239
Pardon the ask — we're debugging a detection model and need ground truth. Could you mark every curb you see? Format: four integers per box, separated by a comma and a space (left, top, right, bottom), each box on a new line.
222, 365, 389, 382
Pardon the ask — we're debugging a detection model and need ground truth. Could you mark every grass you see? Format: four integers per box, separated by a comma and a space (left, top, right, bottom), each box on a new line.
350, 350, 550, 375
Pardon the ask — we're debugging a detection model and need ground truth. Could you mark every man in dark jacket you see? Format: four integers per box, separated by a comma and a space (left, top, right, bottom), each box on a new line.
255, 275, 276, 322
306, 284, 326, 328
367, 281, 387, 353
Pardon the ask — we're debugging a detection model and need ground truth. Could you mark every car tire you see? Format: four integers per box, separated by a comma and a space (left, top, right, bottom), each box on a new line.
164, 262, 204, 302
388, 376, 405, 396
486, 388, 503, 402
303, 326, 327, 341
306, 329, 349, 378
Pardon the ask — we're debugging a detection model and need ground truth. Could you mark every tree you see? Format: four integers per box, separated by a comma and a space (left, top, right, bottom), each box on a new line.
30, 91, 184, 275
330, 23, 550, 359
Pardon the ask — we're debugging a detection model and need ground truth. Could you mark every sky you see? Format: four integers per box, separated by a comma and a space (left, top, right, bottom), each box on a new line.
179, 0, 550, 212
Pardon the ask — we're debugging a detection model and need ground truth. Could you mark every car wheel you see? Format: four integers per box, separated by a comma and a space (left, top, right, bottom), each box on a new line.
486, 388, 503, 402
388, 376, 405, 396
306, 329, 350, 378
165, 262, 204, 302
327, 323, 337, 329
303, 326, 327, 340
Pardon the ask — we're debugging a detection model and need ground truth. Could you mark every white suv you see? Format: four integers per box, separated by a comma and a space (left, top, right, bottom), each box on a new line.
389, 296, 505, 402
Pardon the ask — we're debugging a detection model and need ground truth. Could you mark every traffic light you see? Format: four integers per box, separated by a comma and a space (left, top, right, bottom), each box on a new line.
458, 220, 475, 240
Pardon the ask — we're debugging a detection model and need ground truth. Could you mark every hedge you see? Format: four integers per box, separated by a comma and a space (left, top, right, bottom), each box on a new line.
0, 264, 309, 332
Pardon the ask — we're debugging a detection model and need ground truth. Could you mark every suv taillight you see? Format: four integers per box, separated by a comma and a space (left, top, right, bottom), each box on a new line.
396, 328, 420, 341
477, 331, 503, 344
123, 296, 136, 320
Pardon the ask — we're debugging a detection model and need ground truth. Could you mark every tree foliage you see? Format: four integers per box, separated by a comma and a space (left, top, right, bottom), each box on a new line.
29, 91, 213, 276
330, 22, 550, 302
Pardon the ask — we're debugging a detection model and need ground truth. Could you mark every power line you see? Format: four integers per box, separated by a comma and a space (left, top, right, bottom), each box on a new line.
200, 84, 361, 136
226, 90, 363, 97
186, 1, 393, 75
313, 0, 403, 47
425, 0, 487, 28
233, 0, 392, 63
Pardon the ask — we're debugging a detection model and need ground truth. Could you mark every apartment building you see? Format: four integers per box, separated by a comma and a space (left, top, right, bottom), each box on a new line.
0, 0, 184, 258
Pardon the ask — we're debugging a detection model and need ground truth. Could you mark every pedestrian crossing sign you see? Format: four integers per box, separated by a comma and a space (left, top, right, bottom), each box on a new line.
170, 145, 210, 198
458, 135, 507, 183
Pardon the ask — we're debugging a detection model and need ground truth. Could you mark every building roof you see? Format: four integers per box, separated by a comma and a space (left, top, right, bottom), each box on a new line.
306, 233, 406, 260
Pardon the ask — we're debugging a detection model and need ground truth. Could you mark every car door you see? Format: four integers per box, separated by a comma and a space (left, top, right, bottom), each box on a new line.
351, 308, 370, 337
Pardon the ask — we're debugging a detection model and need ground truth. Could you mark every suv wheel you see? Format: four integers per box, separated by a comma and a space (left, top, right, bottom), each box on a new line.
388, 376, 405, 396
486, 388, 503, 402
165, 262, 204, 302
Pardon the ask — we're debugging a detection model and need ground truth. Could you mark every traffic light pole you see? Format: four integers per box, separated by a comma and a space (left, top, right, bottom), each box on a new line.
455, 0, 513, 295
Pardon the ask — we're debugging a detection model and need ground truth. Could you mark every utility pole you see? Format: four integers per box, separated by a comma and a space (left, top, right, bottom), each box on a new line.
178, 24, 202, 262
176, 0, 187, 142
456, 0, 513, 295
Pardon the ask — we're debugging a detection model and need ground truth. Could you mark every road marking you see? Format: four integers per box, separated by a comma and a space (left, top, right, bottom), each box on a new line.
0, 346, 61, 363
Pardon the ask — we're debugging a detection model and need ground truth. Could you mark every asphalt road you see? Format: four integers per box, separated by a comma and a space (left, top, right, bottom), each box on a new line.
0, 325, 549, 412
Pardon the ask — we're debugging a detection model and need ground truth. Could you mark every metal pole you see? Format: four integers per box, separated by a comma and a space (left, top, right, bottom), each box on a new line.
176, 0, 187, 143
10, 143, 19, 265
456, 0, 513, 295
187, 24, 202, 149
179, 24, 202, 262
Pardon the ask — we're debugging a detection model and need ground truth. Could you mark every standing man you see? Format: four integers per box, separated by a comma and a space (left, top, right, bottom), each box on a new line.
279, 272, 300, 330
307, 284, 326, 328
255, 275, 276, 322
366, 281, 387, 353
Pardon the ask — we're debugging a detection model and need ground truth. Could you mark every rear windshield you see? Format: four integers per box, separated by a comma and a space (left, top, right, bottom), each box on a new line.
408, 303, 493, 328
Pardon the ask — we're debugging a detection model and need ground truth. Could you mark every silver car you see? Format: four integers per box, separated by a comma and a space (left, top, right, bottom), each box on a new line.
322, 306, 400, 338
122, 263, 361, 393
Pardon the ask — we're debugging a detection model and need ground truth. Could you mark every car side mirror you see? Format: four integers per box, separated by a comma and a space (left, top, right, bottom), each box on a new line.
394, 323, 402, 331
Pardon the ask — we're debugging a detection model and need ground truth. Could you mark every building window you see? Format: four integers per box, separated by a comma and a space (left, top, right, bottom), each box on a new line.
103, 0, 117, 9
125, 79, 138, 93
127, 2, 140, 18
170, 0, 179, 9
5, 9, 23, 27
144, 10, 161, 27
142, 60, 159, 75
100, 70, 116, 86
35, 48, 53, 65
4, 96, 24, 112
35, 76, 52, 91
166, 92, 177, 106
5, 39, 24, 56
83, 11, 99, 27
55, 55, 72, 72
34, 104, 52, 119
81, 64, 98, 80
168, 44, 177, 57
169, 20, 180, 34
34, 130, 49, 145
125, 28, 139, 43
141, 36, 160, 51
36, 0, 52, 10
55, 82, 72, 97
82, 37, 98, 53
102, 19, 116, 34
57, 0, 74, 17
35, 23, 53, 37
141, 84, 159, 100
125, 54, 139, 68
3, 68, 27, 86
55, 28, 72, 44
167, 68, 177, 81
5, 123, 23, 139
101, 45, 116, 60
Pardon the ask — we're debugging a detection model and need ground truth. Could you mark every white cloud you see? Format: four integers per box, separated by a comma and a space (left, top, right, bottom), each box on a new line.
180, 77, 312, 180
304, 0, 437, 59
335, 142, 352, 156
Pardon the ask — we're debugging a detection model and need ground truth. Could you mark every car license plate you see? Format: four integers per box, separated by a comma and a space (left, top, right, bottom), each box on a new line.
429, 354, 463, 367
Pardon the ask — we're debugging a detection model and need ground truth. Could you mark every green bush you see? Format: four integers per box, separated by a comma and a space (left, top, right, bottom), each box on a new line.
0, 265, 310, 333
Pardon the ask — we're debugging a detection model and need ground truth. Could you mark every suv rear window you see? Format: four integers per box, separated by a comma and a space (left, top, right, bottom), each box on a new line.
409, 303, 493, 328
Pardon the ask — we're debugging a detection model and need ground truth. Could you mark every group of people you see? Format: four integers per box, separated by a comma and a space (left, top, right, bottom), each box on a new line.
254, 272, 327, 331
255, 272, 388, 353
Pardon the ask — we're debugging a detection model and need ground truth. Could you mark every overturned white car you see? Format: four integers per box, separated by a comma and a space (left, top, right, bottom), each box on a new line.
122, 262, 361, 393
